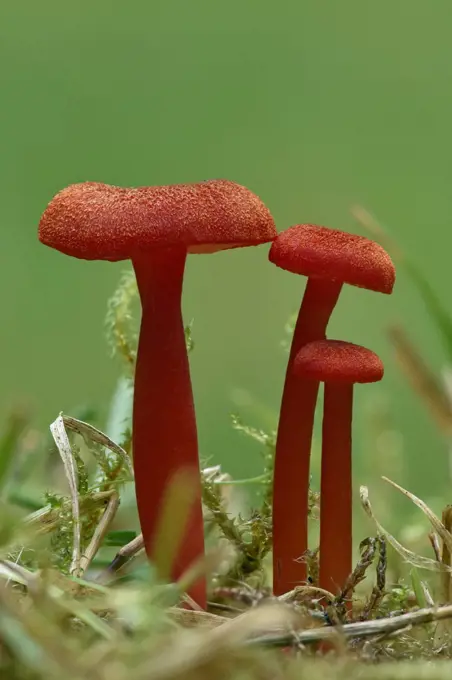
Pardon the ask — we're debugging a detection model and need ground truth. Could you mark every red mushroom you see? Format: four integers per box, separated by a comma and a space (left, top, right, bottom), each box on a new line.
269, 225, 395, 595
294, 340, 384, 595
39, 179, 276, 607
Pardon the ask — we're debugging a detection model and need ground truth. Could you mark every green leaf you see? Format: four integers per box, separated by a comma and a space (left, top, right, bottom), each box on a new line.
105, 376, 133, 445
105, 530, 137, 547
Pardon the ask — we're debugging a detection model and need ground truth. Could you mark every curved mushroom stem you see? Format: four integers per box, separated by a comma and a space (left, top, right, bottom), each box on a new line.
132, 248, 205, 608
272, 278, 342, 596
319, 382, 353, 596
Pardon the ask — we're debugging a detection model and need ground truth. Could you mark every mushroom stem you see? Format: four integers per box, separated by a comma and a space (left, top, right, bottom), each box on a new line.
132, 247, 205, 608
319, 382, 353, 595
272, 278, 342, 596
291, 278, 343, 348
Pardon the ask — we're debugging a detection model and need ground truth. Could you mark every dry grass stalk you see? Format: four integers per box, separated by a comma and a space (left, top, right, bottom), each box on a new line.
249, 602, 452, 648
49, 414, 81, 576
382, 477, 452, 557
96, 533, 145, 583
79, 491, 120, 575
360, 486, 451, 573
351, 205, 405, 261
429, 531, 442, 562
63, 414, 134, 478
388, 325, 452, 437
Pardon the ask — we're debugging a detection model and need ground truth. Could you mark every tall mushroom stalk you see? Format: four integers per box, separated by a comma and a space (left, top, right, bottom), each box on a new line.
270, 276, 341, 596
38, 179, 276, 608
294, 340, 384, 594
132, 248, 204, 602
269, 225, 395, 596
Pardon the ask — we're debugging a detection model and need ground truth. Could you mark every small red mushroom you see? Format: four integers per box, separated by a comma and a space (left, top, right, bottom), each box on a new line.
294, 340, 384, 595
269, 225, 395, 595
38, 179, 276, 607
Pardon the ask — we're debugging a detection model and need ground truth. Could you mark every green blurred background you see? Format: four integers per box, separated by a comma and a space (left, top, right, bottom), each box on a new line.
1, 1, 451, 521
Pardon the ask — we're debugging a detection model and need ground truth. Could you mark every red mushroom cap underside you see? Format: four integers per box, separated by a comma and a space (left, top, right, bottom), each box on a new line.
38, 180, 277, 261
294, 340, 384, 384
269, 224, 395, 294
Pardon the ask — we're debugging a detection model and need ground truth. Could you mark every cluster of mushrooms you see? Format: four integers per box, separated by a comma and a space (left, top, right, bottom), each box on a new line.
38, 179, 396, 609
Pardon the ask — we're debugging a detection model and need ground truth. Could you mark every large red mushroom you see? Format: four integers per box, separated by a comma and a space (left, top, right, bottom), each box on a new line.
294, 340, 384, 596
269, 225, 395, 595
39, 179, 276, 607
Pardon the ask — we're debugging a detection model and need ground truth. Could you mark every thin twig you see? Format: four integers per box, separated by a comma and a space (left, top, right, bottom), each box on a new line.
79, 492, 121, 575
429, 531, 442, 562
248, 603, 452, 647
95, 534, 145, 583
279, 585, 334, 608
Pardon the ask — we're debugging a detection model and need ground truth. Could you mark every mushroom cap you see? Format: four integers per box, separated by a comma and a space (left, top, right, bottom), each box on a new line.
269, 224, 395, 294
38, 180, 277, 261
294, 340, 384, 384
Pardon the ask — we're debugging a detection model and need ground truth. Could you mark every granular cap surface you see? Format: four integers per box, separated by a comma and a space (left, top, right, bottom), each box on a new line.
269, 224, 395, 294
39, 180, 276, 261
294, 340, 384, 384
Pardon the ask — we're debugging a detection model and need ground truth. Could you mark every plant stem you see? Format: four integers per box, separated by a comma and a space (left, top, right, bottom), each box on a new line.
272, 278, 342, 596
132, 248, 205, 608
319, 382, 353, 595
